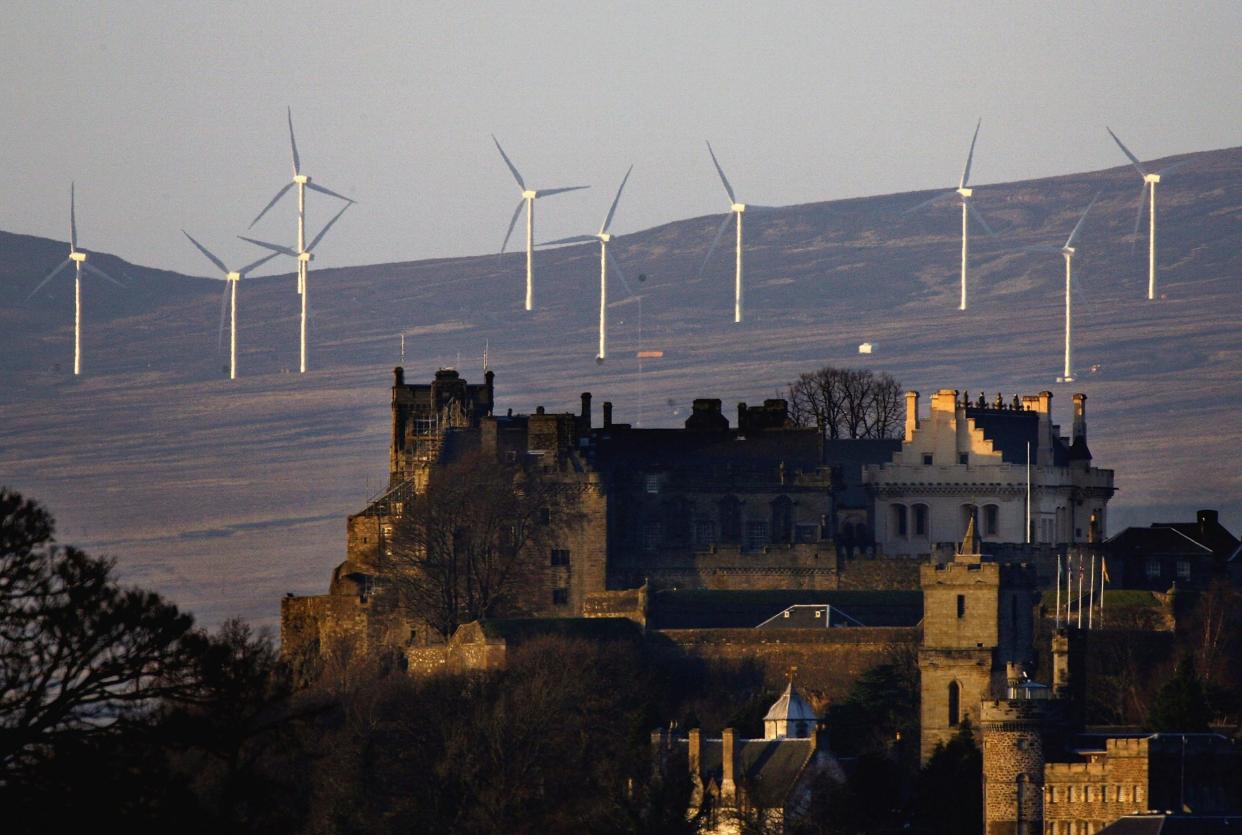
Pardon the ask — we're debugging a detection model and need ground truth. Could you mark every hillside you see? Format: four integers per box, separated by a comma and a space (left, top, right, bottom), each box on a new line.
2, 147, 1241, 627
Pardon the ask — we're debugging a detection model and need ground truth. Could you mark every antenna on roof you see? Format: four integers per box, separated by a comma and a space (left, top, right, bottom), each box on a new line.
483, 339, 490, 373
400, 333, 405, 364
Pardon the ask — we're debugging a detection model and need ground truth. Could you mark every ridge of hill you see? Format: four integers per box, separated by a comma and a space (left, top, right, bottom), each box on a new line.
2, 146, 1240, 626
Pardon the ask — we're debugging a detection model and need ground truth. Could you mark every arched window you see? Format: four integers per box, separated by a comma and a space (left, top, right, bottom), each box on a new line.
718, 495, 742, 544
984, 504, 1000, 536
913, 504, 929, 538
948, 681, 961, 726
770, 495, 794, 544
891, 504, 908, 538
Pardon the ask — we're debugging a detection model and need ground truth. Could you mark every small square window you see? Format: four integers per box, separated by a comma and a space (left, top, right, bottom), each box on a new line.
959, 453, 968, 465
956, 594, 966, 619
1146, 558, 1161, 579
922, 453, 934, 466
552, 588, 569, 606
550, 548, 570, 567
1177, 560, 1191, 580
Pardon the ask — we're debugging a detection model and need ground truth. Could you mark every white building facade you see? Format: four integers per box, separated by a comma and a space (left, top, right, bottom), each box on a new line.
864, 389, 1114, 557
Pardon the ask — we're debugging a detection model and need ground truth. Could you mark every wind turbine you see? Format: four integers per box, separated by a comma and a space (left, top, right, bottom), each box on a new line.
28, 183, 122, 375
540, 165, 633, 360
249, 107, 354, 372
699, 141, 759, 323
907, 118, 996, 310
181, 232, 279, 380
1024, 193, 1100, 383
239, 202, 353, 371
493, 135, 589, 311
1106, 127, 1185, 301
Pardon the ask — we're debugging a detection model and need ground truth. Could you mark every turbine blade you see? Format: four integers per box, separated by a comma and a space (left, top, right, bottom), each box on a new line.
249, 182, 295, 229
238, 235, 298, 257
499, 198, 524, 255
1106, 127, 1147, 177
217, 280, 229, 352
1156, 159, 1189, 177
698, 212, 734, 277
288, 106, 301, 175
706, 140, 737, 204
181, 230, 229, 275
307, 181, 355, 203
967, 200, 996, 237
606, 248, 634, 297
540, 234, 598, 247
1065, 191, 1102, 249
239, 251, 280, 275
491, 135, 526, 190
535, 185, 589, 198
306, 202, 352, 252
83, 261, 125, 288
69, 182, 78, 251
600, 165, 633, 234
960, 118, 981, 189
1131, 182, 1149, 243
905, 191, 953, 213
28, 259, 72, 298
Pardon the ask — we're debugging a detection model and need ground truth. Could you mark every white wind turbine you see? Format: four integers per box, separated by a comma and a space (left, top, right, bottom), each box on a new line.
1024, 192, 1100, 383
540, 165, 633, 361
249, 107, 354, 373
907, 118, 996, 310
239, 202, 353, 370
493, 135, 589, 311
181, 232, 279, 380
1106, 127, 1186, 301
700, 141, 765, 323
28, 183, 123, 375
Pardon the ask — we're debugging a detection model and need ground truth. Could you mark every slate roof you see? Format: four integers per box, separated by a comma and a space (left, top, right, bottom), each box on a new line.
763, 683, 818, 726
693, 737, 818, 808
1097, 815, 1242, 834
963, 406, 1048, 465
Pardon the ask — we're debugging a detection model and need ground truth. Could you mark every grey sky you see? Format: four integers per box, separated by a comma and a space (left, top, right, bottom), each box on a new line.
3, 1, 1240, 277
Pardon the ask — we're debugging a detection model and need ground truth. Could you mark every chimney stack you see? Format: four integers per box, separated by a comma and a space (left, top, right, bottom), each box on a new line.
603, 401, 613, 428
721, 727, 737, 802
1072, 393, 1087, 444
688, 728, 702, 783
904, 391, 920, 442
737, 402, 748, 431
580, 392, 592, 427
393, 366, 405, 386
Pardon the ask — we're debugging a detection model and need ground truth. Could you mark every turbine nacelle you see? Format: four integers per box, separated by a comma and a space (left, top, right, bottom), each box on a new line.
226, 271, 242, 282
522, 189, 538, 200
1144, 173, 1161, 185
597, 232, 612, 243
294, 174, 310, 185
957, 187, 973, 198
298, 252, 314, 263
69, 251, 87, 263
1062, 246, 1076, 257
732, 203, 747, 213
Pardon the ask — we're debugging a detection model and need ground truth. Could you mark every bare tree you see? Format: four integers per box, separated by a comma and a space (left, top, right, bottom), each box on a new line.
787, 366, 904, 440
388, 452, 578, 639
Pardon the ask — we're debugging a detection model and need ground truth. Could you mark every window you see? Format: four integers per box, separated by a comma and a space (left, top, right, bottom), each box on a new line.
985, 504, 999, 536
550, 548, 570, 567
645, 475, 660, 494
1146, 558, 1161, 579
948, 681, 960, 726
745, 521, 769, 550
552, 587, 569, 606
770, 496, 794, 544
642, 520, 663, 551
959, 452, 969, 465
957, 594, 966, 619
1177, 560, 1191, 580
892, 504, 908, 538
719, 496, 742, 543
914, 504, 928, 537
539, 506, 552, 525
922, 453, 934, 466
694, 520, 717, 548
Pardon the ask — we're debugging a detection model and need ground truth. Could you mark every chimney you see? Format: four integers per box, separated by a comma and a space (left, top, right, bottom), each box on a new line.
737, 402, 748, 431
904, 390, 920, 442
688, 728, 702, 779
1198, 509, 1218, 534
485, 369, 495, 415
721, 727, 737, 802
580, 392, 592, 427
393, 366, 405, 386
931, 389, 959, 415
603, 401, 613, 428
1072, 393, 1087, 444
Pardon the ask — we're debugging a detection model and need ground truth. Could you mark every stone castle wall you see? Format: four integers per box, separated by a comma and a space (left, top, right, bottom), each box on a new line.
980, 700, 1048, 835
1043, 737, 1151, 831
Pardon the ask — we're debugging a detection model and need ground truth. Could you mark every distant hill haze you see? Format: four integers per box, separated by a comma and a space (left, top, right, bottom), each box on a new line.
3, 147, 1240, 627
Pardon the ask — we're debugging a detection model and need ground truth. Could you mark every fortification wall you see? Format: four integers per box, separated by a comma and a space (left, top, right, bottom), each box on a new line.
280, 593, 409, 660
1043, 738, 1150, 830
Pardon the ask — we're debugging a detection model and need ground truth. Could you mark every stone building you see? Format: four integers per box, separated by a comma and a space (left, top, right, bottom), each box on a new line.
866, 390, 1115, 557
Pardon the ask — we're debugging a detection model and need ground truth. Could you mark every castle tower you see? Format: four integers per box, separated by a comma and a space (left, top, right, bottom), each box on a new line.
980, 699, 1047, 835
919, 519, 1038, 763
763, 681, 818, 740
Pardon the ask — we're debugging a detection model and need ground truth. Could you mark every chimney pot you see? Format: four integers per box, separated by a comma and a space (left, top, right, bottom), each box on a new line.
581, 392, 592, 426
603, 401, 613, 428
394, 366, 404, 386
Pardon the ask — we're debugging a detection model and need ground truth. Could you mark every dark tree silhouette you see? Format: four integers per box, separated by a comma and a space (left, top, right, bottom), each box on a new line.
787, 366, 904, 440
1148, 654, 1213, 732
910, 720, 983, 835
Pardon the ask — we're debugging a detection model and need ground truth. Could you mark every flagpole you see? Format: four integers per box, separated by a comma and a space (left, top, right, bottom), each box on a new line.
1077, 554, 1084, 629
1088, 553, 1096, 630
1100, 557, 1108, 628
1055, 553, 1062, 629
1025, 442, 1031, 544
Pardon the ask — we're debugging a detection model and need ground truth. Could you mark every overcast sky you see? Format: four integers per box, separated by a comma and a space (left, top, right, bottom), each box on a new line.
3, 1, 1240, 277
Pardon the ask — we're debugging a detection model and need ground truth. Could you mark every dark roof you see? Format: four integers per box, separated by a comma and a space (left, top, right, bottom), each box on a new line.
592, 426, 823, 472
1155, 521, 1240, 561
964, 406, 1044, 465
692, 738, 817, 808
1107, 526, 1215, 558
649, 590, 922, 629
1097, 815, 1242, 834
823, 439, 901, 508
477, 617, 642, 643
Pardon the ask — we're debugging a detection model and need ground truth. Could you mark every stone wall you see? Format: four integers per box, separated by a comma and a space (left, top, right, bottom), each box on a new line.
836, 555, 921, 590
1044, 737, 1151, 831
582, 585, 647, 626
980, 700, 1050, 835
651, 626, 919, 703
280, 593, 410, 661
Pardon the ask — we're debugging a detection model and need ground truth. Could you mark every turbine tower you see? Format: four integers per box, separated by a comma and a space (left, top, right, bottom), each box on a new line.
492, 135, 589, 311
699, 141, 753, 323
1106, 127, 1185, 301
907, 118, 996, 310
1025, 193, 1100, 383
240, 202, 353, 371
541, 165, 633, 360
28, 183, 122, 375
249, 107, 354, 372
181, 232, 279, 379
